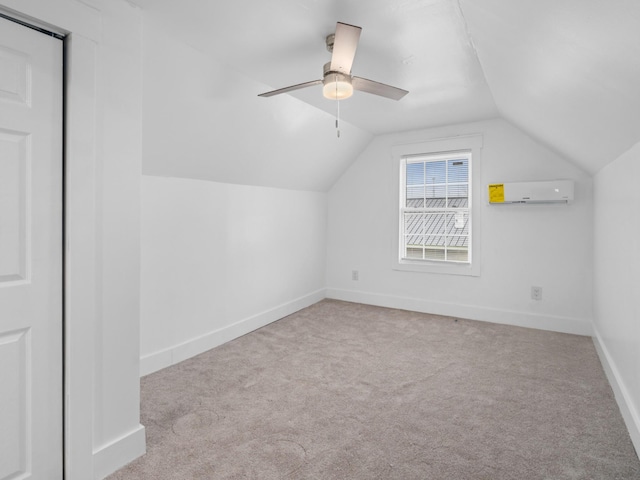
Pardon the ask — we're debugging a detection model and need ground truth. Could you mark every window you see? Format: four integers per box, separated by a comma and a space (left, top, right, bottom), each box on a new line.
402, 151, 471, 263
391, 135, 482, 276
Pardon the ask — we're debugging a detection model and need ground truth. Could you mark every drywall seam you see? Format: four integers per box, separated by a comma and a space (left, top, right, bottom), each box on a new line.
326, 288, 592, 336
140, 289, 326, 376
592, 327, 640, 456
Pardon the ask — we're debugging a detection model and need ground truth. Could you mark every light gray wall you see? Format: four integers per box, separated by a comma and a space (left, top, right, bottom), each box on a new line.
593, 140, 640, 451
326, 118, 593, 335
140, 176, 327, 374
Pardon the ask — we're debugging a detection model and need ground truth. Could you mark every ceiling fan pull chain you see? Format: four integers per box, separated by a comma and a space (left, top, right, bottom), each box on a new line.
336, 77, 341, 138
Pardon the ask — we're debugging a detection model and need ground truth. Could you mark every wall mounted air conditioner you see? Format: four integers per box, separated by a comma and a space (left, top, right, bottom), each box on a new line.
488, 180, 574, 204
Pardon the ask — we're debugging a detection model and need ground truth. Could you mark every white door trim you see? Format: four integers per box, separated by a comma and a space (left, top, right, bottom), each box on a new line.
63, 31, 99, 479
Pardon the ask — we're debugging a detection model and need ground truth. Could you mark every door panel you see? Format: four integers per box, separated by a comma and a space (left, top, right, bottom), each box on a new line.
0, 328, 29, 478
0, 129, 28, 282
0, 43, 30, 106
0, 15, 63, 480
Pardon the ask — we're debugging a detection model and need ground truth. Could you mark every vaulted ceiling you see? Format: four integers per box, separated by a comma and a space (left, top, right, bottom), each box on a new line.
132, 0, 640, 187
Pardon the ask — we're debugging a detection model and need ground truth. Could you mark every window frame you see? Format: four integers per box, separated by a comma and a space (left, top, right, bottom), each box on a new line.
401, 151, 471, 263
391, 135, 483, 277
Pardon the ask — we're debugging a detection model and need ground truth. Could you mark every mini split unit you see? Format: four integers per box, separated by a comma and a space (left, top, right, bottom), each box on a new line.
488, 180, 574, 204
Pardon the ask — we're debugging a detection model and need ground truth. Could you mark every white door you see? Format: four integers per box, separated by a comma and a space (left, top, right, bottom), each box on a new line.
0, 16, 63, 480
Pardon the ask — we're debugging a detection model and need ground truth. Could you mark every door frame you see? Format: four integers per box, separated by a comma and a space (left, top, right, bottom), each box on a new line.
0, 3, 100, 478
62, 30, 100, 480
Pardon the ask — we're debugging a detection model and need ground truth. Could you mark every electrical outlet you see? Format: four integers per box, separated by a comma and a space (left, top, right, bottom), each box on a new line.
352, 270, 359, 281
531, 286, 542, 301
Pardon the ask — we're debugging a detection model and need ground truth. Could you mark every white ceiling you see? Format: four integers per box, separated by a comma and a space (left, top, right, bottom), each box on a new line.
461, 0, 640, 174
131, 0, 640, 180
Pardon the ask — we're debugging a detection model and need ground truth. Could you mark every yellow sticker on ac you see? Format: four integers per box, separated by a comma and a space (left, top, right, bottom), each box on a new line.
488, 184, 505, 203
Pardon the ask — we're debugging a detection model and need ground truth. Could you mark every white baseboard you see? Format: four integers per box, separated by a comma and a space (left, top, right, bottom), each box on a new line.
140, 289, 326, 376
592, 328, 640, 456
326, 288, 592, 336
93, 424, 146, 480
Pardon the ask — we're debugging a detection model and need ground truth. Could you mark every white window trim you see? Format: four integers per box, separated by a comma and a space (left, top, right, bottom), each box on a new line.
391, 134, 483, 277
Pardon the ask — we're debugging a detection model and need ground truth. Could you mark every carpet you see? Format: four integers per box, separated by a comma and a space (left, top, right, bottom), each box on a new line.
107, 299, 640, 479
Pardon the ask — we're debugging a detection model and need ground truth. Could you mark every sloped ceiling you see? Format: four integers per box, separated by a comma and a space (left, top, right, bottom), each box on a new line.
460, 0, 640, 174
132, 0, 640, 186
140, 18, 373, 192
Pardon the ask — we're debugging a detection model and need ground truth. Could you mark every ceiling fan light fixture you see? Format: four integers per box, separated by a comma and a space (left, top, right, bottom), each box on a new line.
322, 72, 353, 100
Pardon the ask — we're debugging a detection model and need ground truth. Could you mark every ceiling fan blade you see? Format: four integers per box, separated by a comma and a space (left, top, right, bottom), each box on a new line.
352, 76, 409, 101
330, 22, 362, 74
258, 79, 322, 97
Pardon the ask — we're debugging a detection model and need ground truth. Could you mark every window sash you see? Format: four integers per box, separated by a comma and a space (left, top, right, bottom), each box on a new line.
400, 152, 471, 264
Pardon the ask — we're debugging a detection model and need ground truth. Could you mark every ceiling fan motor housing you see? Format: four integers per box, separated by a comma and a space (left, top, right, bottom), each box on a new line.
322, 61, 350, 78
322, 62, 353, 100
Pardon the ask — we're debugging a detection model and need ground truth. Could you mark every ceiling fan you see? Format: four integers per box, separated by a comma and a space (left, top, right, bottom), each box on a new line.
258, 22, 409, 101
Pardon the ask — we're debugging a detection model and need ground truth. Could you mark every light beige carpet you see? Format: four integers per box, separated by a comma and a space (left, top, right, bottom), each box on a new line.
108, 300, 640, 479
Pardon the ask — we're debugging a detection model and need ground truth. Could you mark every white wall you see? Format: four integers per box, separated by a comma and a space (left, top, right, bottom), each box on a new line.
91, 2, 145, 477
140, 176, 327, 374
139, 18, 331, 375
593, 140, 640, 452
0, 1, 145, 478
327, 118, 593, 335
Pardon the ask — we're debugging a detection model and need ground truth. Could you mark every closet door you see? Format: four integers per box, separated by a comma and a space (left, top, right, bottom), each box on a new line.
0, 15, 63, 480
